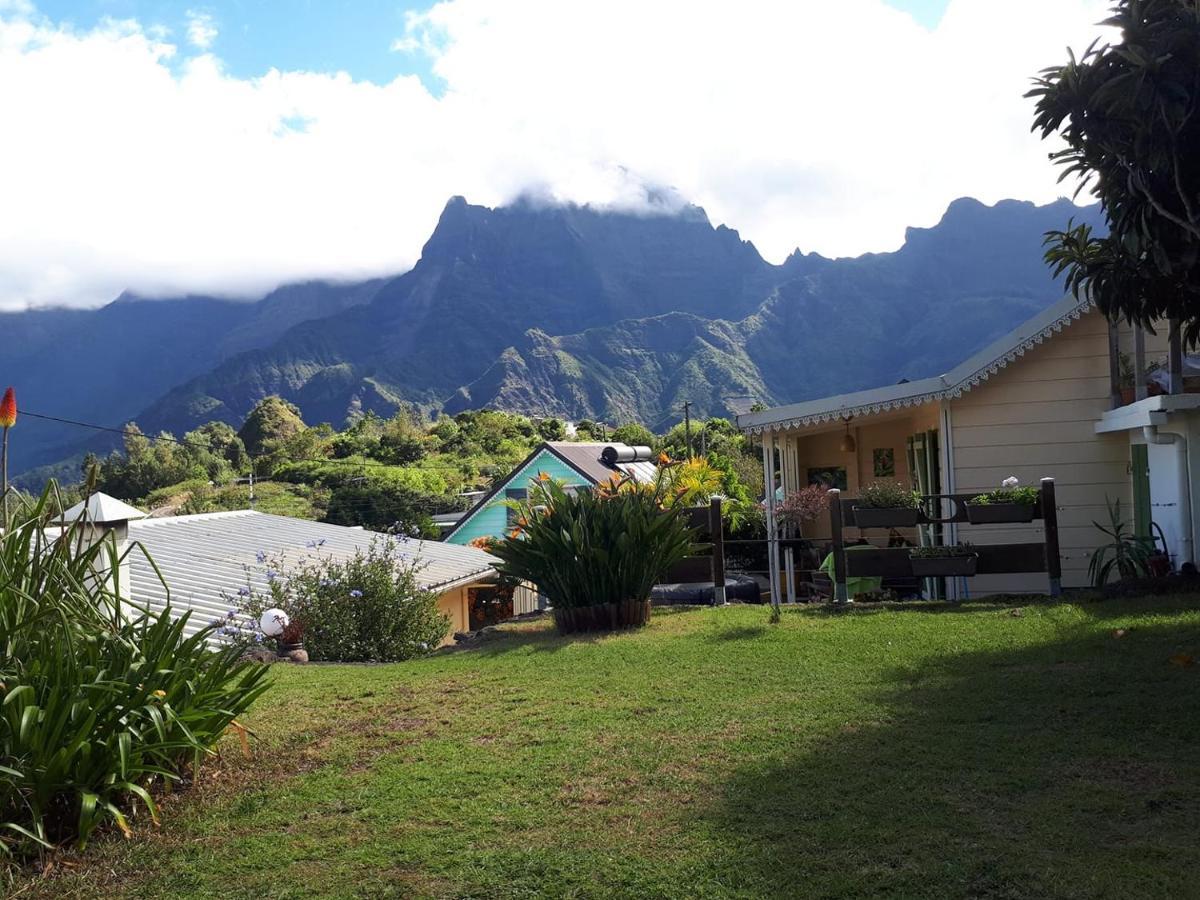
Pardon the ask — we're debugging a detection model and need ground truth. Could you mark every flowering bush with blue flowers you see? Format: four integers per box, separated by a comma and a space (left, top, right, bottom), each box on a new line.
234, 538, 448, 662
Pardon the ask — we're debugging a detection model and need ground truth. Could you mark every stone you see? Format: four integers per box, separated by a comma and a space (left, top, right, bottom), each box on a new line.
282, 648, 309, 663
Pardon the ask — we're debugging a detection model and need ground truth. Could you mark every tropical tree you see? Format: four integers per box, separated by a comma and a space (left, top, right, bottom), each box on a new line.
237, 396, 305, 457
1029, 0, 1200, 340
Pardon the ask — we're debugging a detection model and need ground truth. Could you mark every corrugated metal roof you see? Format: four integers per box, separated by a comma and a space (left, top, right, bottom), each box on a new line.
737, 295, 1096, 433
126, 510, 497, 640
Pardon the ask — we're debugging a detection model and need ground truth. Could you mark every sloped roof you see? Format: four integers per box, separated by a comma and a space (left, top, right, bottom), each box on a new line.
737, 295, 1096, 434
127, 510, 497, 640
56, 492, 148, 524
444, 442, 657, 541
546, 442, 657, 484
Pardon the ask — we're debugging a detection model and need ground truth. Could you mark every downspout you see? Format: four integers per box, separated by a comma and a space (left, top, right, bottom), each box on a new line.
1142, 425, 1194, 566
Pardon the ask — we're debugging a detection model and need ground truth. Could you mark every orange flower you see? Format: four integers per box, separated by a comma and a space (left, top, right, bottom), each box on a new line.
0, 388, 14, 428
517, 516, 528, 526
508, 529, 521, 539
657, 452, 670, 465
537, 471, 551, 482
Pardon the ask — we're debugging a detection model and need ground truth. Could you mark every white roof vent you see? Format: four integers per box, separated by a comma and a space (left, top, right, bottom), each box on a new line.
55, 492, 148, 525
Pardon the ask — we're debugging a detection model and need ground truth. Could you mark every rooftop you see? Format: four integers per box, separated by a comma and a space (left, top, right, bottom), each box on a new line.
127, 510, 497, 639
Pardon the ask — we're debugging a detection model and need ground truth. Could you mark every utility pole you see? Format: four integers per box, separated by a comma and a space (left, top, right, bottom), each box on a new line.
682, 402, 693, 460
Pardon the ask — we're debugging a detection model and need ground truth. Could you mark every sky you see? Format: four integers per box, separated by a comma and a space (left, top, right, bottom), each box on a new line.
0, 0, 1109, 310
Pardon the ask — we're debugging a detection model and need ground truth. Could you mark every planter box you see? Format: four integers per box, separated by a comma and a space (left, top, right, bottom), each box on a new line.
851, 506, 922, 529
553, 599, 652, 635
964, 502, 1036, 525
910, 553, 978, 578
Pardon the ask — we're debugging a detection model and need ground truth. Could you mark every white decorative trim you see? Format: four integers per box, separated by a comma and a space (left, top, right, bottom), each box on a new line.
746, 298, 1096, 435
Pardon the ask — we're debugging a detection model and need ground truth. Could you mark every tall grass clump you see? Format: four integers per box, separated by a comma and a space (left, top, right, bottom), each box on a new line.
0, 486, 270, 858
490, 468, 698, 634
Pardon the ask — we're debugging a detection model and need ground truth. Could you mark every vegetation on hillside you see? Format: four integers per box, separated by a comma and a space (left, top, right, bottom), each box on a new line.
74, 399, 766, 533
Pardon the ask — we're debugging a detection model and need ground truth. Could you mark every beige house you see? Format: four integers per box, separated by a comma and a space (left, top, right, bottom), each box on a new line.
738, 295, 1200, 598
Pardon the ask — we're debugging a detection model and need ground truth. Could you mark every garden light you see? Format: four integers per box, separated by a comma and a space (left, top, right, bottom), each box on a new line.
259, 608, 289, 637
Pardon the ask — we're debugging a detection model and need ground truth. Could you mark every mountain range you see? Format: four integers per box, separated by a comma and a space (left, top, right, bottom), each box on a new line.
1, 194, 1105, 480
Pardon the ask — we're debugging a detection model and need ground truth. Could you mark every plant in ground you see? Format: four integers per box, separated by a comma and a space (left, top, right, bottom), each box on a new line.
489, 470, 698, 625
970, 476, 1039, 506
1089, 497, 1155, 586
0, 486, 270, 856
856, 481, 920, 509
236, 539, 449, 662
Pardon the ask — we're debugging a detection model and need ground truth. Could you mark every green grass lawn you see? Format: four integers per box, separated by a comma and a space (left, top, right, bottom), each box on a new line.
24, 598, 1200, 899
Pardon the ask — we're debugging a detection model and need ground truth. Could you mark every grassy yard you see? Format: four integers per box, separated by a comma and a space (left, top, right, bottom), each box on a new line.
20, 598, 1200, 899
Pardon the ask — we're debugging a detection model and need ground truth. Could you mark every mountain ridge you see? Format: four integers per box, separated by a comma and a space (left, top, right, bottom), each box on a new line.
5, 194, 1106, 478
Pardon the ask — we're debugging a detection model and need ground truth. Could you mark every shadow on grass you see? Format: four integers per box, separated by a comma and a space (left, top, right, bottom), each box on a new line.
705, 616, 1200, 896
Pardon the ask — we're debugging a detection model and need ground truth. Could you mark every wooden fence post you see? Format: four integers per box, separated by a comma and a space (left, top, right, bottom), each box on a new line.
829, 489, 848, 603
1041, 478, 1062, 597
709, 496, 726, 606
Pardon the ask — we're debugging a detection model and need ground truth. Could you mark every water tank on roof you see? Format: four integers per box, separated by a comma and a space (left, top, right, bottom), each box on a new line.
601, 445, 654, 465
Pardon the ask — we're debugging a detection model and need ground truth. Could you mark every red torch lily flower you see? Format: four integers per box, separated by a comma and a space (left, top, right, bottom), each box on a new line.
0, 388, 14, 429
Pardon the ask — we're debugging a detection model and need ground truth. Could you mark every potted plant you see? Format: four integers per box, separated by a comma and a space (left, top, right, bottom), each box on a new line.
965, 476, 1038, 524
276, 620, 308, 663
852, 481, 923, 528
909, 543, 978, 577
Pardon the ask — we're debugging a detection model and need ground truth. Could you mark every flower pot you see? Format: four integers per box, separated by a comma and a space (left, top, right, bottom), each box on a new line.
910, 553, 978, 578
964, 502, 1036, 524
1120, 386, 1135, 405
276, 640, 308, 663
852, 506, 922, 529
554, 599, 651, 635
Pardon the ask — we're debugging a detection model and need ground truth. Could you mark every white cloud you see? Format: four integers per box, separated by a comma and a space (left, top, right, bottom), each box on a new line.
185, 9, 216, 50
0, 0, 1112, 310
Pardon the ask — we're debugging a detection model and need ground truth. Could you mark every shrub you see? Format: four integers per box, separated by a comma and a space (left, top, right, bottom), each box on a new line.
0, 487, 270, 855
239, 539, 449, 662
489, 472, 698, 615
776, 484, 830, 531
856, 481, 920, 509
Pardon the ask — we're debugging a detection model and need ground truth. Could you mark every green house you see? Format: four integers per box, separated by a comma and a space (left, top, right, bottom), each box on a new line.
444, 442, 656, 546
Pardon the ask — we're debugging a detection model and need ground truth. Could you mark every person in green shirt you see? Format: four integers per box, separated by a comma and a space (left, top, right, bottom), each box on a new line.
818, 542, 883, 599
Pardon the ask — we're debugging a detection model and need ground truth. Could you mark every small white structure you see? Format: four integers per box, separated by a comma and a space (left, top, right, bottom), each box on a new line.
54, 491, 148, 604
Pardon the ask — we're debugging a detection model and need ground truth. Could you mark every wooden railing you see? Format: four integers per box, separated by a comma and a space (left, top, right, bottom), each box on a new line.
827, 477, 1063, 601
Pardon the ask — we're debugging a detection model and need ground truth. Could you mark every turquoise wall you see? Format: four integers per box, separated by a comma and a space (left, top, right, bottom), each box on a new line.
447, 450, 590, 545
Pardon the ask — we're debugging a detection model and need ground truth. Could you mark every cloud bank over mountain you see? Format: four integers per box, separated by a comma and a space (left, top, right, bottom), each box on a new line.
0, 0, 1110, 309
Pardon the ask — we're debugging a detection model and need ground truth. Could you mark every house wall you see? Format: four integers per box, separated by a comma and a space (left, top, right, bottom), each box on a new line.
782, 406, 941, 541
947, 309, 1133, 593
435, 584, 471, 642
447, 450, 590, 545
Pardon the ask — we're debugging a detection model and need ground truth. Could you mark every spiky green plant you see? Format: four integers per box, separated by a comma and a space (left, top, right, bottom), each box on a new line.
489, 471, 699, 614
1088, 498, 1155, 587
0, 485, 271, 857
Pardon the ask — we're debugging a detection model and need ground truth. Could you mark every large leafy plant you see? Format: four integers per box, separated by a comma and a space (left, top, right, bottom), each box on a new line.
1030, 0, 1200, 342
489, 469, 699, 613
0, 486, 270, 856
